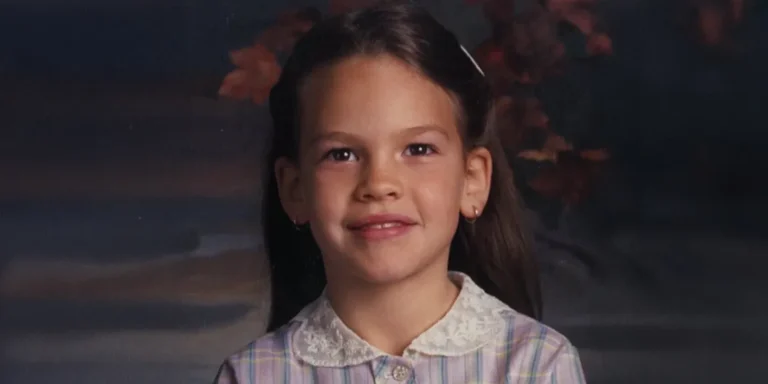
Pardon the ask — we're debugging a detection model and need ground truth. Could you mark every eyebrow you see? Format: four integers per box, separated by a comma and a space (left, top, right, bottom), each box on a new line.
402, 124, 451, 139
305, 124, 450, 147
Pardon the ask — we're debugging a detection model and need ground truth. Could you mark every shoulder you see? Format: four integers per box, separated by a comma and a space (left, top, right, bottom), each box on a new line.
449, 272, 585, 381
501, 310, 572, 352
498, 311, 586, 382
227, 325, 294, 364
214, 322, 303, 384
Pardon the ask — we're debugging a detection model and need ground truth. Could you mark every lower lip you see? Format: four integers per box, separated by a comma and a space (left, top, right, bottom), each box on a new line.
350, 223, 415, 240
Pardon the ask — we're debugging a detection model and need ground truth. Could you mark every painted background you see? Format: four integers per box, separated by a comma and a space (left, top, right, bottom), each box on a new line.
1, 0, 767, 382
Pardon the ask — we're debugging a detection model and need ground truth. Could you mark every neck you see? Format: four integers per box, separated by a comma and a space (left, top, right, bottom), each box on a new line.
325, 264, 460, 356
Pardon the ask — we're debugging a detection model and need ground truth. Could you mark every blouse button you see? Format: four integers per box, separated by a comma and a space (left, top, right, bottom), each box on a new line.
391, 365, 410, 381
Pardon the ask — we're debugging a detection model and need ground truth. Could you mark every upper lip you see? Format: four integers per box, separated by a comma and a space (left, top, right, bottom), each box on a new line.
347, 213, 417, 229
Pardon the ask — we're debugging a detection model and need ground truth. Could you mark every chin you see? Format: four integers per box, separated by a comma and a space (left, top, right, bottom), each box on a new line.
322, 235, 449, 287
348, 254, 437, 287
355, 266, 418, 285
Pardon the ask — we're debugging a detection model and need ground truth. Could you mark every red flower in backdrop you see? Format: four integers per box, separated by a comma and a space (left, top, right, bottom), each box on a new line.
692, 0, 746, 49
527, 149, 610, 206
218, 44, 281, 105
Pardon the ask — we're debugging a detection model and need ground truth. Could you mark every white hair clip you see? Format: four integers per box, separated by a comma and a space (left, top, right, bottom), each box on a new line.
460, 44, 485, 77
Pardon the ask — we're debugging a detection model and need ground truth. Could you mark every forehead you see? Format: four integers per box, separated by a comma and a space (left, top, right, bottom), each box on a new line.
298, 55, 459, 138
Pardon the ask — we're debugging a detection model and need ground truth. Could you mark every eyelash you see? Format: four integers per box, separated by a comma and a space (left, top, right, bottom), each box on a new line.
322, 143, 437, 162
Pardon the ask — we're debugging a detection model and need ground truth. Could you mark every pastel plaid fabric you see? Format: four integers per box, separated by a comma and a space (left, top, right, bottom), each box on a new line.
216, 273, 585, 383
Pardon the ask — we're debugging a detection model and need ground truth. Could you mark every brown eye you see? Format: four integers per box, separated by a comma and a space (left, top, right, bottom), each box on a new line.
325, 148, 358, 162
405, 143, 435, 156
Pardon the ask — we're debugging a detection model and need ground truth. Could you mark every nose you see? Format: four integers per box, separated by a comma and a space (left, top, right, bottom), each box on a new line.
354, 158, 403, 202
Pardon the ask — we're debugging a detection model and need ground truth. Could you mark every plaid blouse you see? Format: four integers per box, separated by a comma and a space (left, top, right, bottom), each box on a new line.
215, 272, 586, 383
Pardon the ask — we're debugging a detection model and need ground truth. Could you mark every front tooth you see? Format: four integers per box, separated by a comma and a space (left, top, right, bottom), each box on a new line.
369, 222, 400, 229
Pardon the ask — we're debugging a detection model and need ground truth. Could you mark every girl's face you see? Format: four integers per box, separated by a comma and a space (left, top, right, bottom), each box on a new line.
276, 55, 492, 286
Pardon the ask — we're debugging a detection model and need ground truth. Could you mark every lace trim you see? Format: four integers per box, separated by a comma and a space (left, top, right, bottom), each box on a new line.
291, 272, 513, 367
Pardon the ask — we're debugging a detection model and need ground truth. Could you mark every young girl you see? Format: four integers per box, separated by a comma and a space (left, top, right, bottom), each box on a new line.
216, 2, 586, 383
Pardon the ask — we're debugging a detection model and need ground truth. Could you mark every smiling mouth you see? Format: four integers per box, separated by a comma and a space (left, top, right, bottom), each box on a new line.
347, 214, 417, 240
358, 222, 407, 230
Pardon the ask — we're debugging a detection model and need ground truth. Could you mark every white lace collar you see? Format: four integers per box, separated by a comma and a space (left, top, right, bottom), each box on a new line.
290, 272, 514, 367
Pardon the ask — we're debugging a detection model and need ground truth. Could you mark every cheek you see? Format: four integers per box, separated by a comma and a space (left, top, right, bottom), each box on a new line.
304, 167, 357, 218
409, 160, 465, 213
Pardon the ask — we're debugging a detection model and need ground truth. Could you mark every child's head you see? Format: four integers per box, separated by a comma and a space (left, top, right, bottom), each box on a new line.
263, 1, 541, 330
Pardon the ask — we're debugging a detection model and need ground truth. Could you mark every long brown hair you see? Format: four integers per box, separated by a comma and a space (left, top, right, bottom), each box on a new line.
263, 1, 541, 332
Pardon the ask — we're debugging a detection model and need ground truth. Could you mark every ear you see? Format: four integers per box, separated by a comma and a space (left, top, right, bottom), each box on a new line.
461, 146, 493, 220
275, 157, 307, 224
